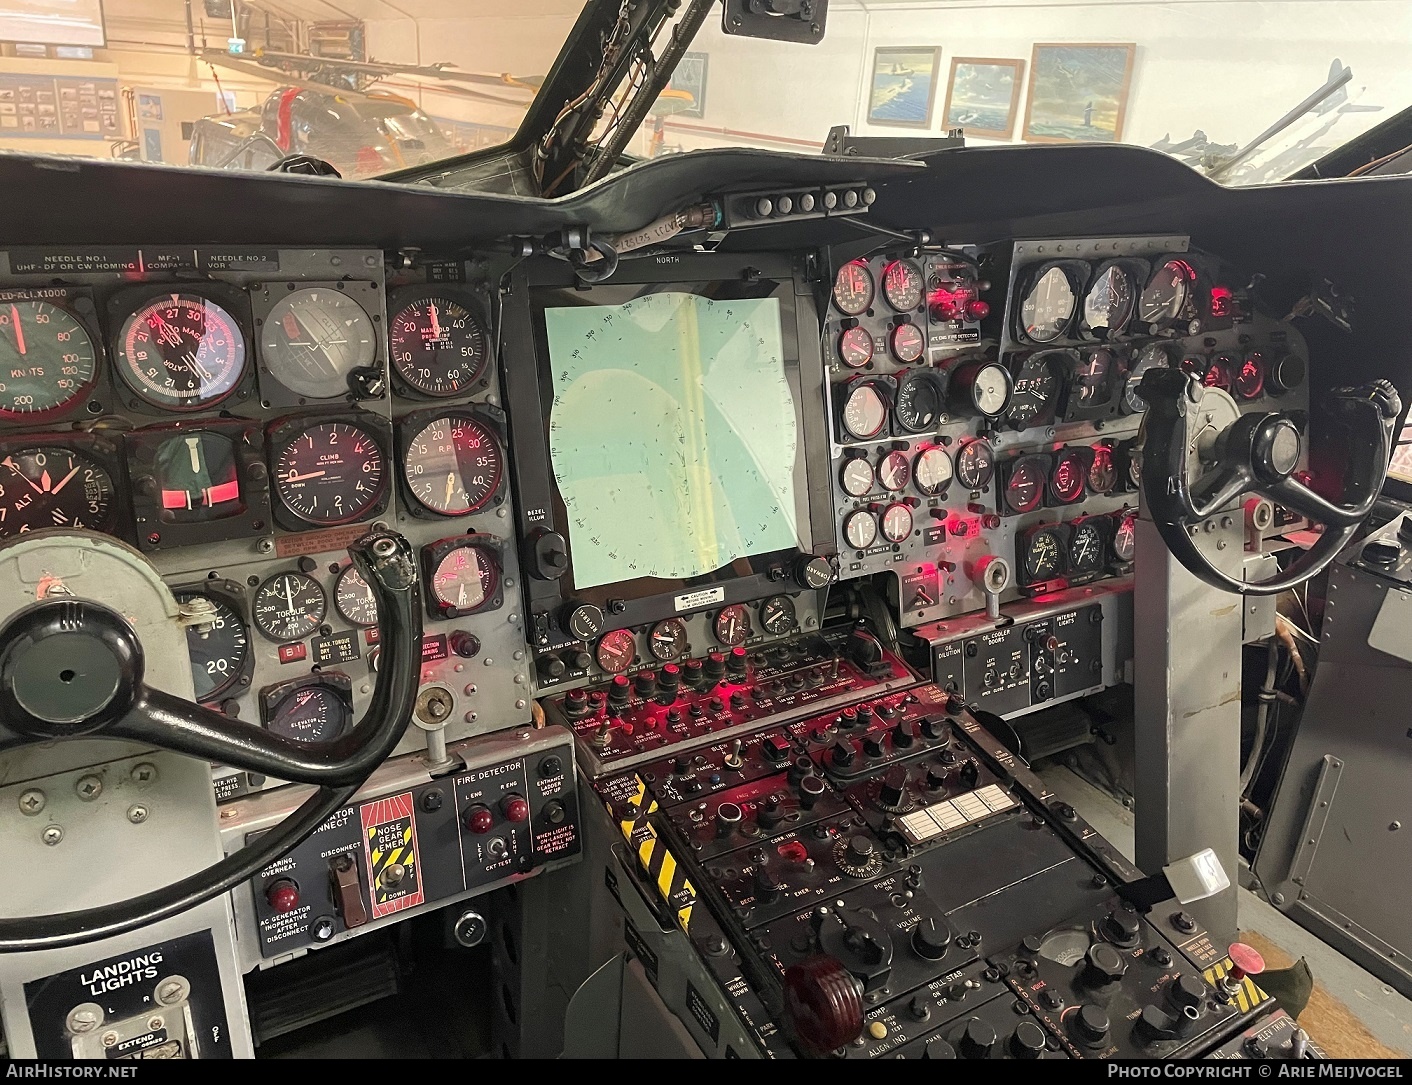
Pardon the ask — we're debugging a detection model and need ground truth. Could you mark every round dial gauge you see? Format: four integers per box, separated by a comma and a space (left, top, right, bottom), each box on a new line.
955, 439, 995, 490
1007, 353, 1063, 429
1202, 356, 1234, 391
1020, 266, 1077, 342
1087, 444, 1118, 494
0, 447, 114, 537
595, 629, 636, 673
432, 544, 499, 615
1050, 450, 1087, 504
878, 450, 910, 492
1123, 344, 1170, 414
389, 296, 488, 396
840, 457, 874, 497
1069, 521, 1105, 575
760, 594, 797, 635
1127, 444, 1143, 489
155, 431, 241, 522
714, 604, 751, 646
894, 371, 945, 433
334, 565, 378, 626
1139, 260, 1192, 324
1083, 266, 1134, 334
913, 447, 953, 496
841, 382, 888, 440
1234, 353, 1266, 400
648, 618, 688, 661
402, 414, 503, 516
1112, 513, 1137, 562
1075, 350, 1113, 406
252, 572, 326, 642
1023, 529, 1065, 582
882, 259, 924, 311
844, 509, 878, 550
274, 421, 386, 526
0, 300, 97, 419
838, 326, 873, 368
175, 591, 248, 703
952, 361, 1011, 418
117, 294, 246, 411
269, 685, 349, 743
880, 502, 913, 544
833, 261, 875, 316
890, 322, 925, 363
261, 288, 377, 399
1005, 460, 1045, 514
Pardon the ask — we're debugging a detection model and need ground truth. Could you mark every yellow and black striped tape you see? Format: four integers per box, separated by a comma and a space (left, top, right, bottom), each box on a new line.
1203, 959, 1268, 1014
607, 776, 698, 933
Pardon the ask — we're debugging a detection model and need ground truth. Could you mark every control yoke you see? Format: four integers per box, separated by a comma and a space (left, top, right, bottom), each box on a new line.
0, 530, 423, 952
1138, 369, 1399, 595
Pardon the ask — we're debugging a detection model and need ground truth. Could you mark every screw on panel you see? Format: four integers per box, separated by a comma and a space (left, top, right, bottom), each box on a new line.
131, 762, 158, 785
75, 774, 103, 801
155, 977, 190, 1005
42, 825, 63, 845
18, 789, 45, 815
101, 1031, 119, 1047
66, 1004, 104, 1033
127, 804, 149, 824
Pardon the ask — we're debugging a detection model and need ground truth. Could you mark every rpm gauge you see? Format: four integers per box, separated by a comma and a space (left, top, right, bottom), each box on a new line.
268, 684, 350, 743
889, 322, 925, 363
877, 450, 910, 492
389, 295, 488, 396
1082, 266, 1134, 335
838, 326, 873, 368
430, 543, 500, 617
913, 447, 953, 496
0, 446, 114, 537
1019, 265, 1077, 342
1022, 528, 1065, 582
402, 414, 503, 516
273, 421, 386, 526
261, 288, 377, 399
0, 300, 97, 420
174, 591, 248, 703
648, 618, 688, 661
833, 261, 875, 316
760, 594, 797, 635
252, 572, 326, 642
882, 260, 924, 311
840, 381, 889, 440
714, 604, 751, 646
334, 565, 378, 627
117, 294, 246, 411
955, 439, 995, 490
1068, 520, 1105, 576
595, 629, 636, 674
840, 456, 875, 497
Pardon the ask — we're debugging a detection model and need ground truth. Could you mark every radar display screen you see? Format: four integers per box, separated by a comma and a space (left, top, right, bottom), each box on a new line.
542, 287, 806, 592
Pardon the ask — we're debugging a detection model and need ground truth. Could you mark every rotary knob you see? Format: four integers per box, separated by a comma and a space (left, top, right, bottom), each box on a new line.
922, 1037, 957, 1059
920, 715, 948, 740
862, 734, 886, 758
715, 802, 743, 838
727, 646, 748, 676
761, 734, 792, 762
1170, 972, 1208, 1010
910, 916, 952, 961
843, 835, 875, 868
958, 1018, 996, 1059
758, 794, 785, 830
633, 670, 657, 697
959, 759, 980, 786
1073, 1004, 1111, 1046
878, 765, 908, 809
924, 765, 949, 791
1010, 1020, 1048, 1059
1083, 943, 1128, 987
830, 740, 856, 769
783, 956, 864, 1053
1101, 908, 1143, 947
856, 705, 875, 727
892, 719, 919, 748
752, 865, 786, 904
562, 687, 590, 719
703, 651, 727, 682
607, 674, 631, 710
798, 773, 827, 809
683, 658, 705, 687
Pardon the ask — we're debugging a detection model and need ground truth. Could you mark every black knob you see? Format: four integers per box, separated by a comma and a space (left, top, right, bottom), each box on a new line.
839, 708, 859, 729
863, 734, 886, 758
563, 602, 603, 641
876, 702, 898, 720
1170, 973, 1208, 1010
922, 1037, 957, 1059
1135, 1004, 1178, 1043
729, 690, 748, 710
672, 755, 690, 775
450, 631, 481, 658
539, 755, 563, 778
959, 759, 980, 787
788, 754, 815, 783
1101, 908, 1143, 947
910, 916, 952, 961
908, 994, 931, 1021
925, 765, 949, 791
538, 654, 567, 680
959, 1018, 996, 1059
752, 865, 784, 904
879, 765, 908, 808
830, 741, 856, 768
727, 646, 748, 675
1010, 1020, 1047, 1059
920, 715, 947, 740
843, 835, 874, 868
683, 658, 705, 687
856, 705, 875, 727
1074, 1004, 1111, 1045
798, 774, 826, 809
569, 649, 593, 670
1083, 943, 1128, 986
715, 802, 743, 837
893, 719, 919, 748
562, 688, 590, 719
796, 555, 834, 589
1363, 539, 1401, 565
761, 735, 792, 762
634, 670, 657, 696
703, 651, 726, 681
758, 795, 785, 829
607, 674, 631, 708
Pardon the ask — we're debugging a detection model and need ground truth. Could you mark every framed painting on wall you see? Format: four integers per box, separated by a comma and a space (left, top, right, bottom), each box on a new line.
867, 47, 942, 129
1022, 42, 1136, 144
942, 57, 1024, 139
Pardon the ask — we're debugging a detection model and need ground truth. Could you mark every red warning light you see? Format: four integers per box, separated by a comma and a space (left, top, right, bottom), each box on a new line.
1210, 285, 1233, 318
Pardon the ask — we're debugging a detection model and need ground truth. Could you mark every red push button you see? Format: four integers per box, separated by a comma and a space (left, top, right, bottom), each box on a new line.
266, 878, 300, 913
464, 804, 494, 834
502, 794, 530, 823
